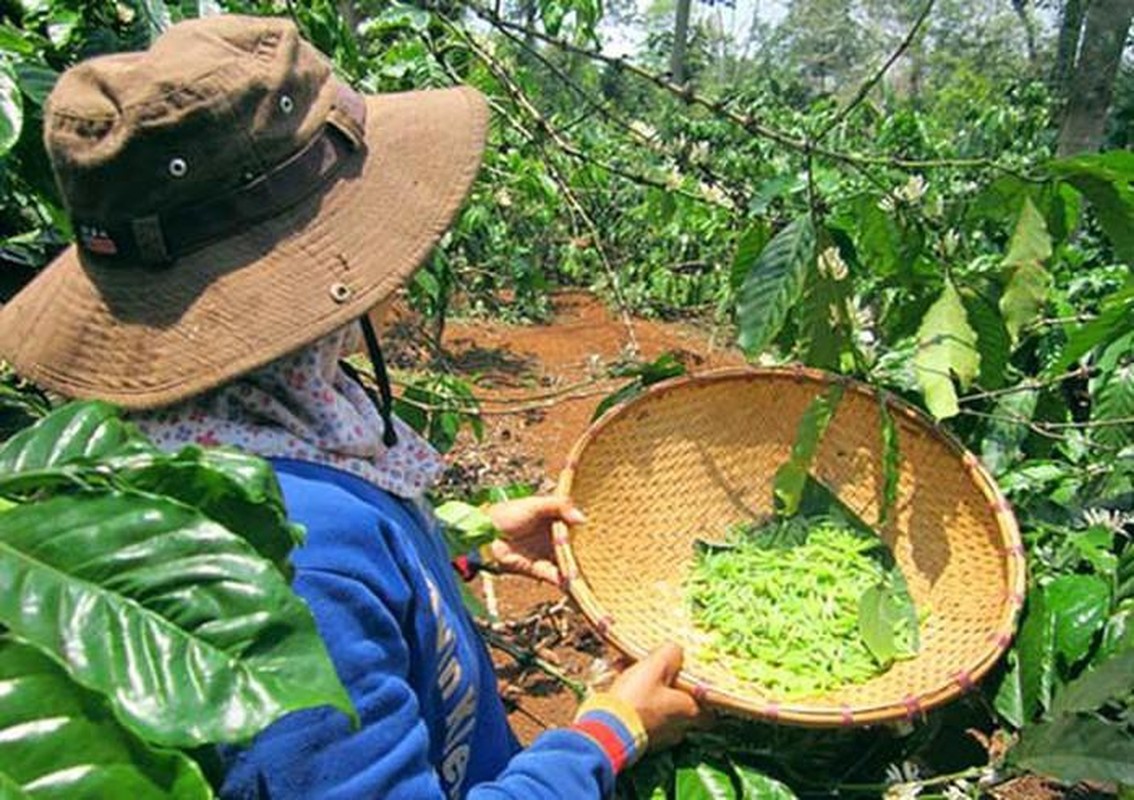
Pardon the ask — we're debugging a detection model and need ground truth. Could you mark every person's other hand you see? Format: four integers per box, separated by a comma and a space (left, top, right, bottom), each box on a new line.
609, 642, 705, 750
484, 495, 585, 585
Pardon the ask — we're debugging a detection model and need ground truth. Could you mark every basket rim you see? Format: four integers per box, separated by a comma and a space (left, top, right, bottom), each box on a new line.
554, 365, 1027, 728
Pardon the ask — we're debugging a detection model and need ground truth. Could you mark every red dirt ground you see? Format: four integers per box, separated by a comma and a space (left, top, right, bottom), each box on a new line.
395, 290, 745, 743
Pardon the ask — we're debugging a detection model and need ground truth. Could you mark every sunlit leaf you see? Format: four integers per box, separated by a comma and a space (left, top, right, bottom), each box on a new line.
1003, 197, 1052, 267
0, 637, 211, 799
731, 762, 797, 799
434, 500, 500, 558
914, 281, 980, 419
737, 216, 816, 356
0, 492, 354, 748
0, 60, 24, 158
1000, 262, 1052, 345
675, 756, 736, 800
1048, 279, 1134, 375
0, 401, 147, 475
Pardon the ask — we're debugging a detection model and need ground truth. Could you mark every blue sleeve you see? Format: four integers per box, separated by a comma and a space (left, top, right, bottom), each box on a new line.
221, 565, 619, 800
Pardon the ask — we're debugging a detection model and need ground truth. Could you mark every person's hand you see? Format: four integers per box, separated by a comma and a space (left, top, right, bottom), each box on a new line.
609, 642, 705, 750
484, 495, 585, 585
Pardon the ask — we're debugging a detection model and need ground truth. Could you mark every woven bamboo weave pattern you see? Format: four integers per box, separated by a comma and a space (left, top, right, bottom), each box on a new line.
555, 368, 1026, 727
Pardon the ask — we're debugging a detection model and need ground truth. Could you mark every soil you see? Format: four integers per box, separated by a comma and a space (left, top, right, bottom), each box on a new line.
388, 290, 745, 743
387, 291, 1076, 799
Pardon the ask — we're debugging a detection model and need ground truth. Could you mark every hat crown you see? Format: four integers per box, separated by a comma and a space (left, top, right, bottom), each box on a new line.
45, 16, 336, 223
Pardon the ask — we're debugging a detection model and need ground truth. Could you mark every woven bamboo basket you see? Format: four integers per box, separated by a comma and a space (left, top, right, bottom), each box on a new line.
554, 367, 1026, 727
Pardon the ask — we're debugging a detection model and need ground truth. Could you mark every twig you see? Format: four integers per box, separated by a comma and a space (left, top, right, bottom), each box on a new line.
818, 0, 935, 140
479, 625, 587, 699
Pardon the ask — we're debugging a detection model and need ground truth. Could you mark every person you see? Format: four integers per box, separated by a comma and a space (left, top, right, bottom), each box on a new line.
0, 14, 703, 799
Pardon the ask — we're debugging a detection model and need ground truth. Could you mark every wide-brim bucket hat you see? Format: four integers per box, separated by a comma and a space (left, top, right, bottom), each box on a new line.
0, 15, 488, 409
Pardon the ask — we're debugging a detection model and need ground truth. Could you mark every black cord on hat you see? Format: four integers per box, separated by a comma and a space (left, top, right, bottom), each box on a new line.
340, 315, 399, 448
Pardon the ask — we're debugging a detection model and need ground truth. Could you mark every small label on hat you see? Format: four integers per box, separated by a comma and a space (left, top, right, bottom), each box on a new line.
79, 225, 119, 256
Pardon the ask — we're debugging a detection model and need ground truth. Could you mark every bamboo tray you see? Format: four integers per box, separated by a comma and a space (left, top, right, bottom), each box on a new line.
554, 367, 1026, 727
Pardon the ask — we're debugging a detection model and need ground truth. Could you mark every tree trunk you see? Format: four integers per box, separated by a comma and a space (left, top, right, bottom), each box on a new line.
1057, 0, 1134, 155
671, 0, 692, 84
1010, 0, 1039, 67
1053, 0, 1086, 94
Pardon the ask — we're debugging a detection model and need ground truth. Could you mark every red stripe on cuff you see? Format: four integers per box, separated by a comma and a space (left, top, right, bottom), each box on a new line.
572, 718, 632, 773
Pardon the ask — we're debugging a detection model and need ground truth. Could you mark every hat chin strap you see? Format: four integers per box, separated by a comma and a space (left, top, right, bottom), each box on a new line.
341, 315, 399, 448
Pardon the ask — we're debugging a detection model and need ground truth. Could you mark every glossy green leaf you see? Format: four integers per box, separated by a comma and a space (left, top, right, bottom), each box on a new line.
119, 446, 304, 574
1050, 152, 1134, 264
737, 216, 816, 356
0, 492, 353, 747
0, 402, 147, 475
914, 281, 980, 419
1000, 262, 1052, 345
1003, 197, 1052, 267
0, 59, 24, 158
1011, 715, 1134, 785
1051, 645, 1134, 715
1017, 589, 1057, 721
993, 650, 1025, 728
0, 637, 211, 799
675, 757, 736, 800
773, 385, 843, 516
1046, 574, 1111, 673
731, 763, 796, 799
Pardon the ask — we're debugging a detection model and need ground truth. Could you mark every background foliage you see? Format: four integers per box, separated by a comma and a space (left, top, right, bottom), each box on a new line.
1, 0, 1132, 796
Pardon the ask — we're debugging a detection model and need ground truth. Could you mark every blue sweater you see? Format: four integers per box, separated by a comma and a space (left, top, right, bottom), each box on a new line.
220, 459, 633, 799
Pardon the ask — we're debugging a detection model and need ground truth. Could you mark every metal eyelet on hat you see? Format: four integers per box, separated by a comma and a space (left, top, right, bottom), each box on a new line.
168, 157, 188, 178
330, 282, 352, 303
279, 94, 295, 114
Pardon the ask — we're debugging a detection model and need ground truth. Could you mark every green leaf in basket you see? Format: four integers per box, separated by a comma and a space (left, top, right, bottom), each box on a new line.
731, 762, 797, 799
858, 577, 919, 669
773, 385, 844, 517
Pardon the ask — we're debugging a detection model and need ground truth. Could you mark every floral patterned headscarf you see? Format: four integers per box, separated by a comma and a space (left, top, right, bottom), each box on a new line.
131, 325, 445, 499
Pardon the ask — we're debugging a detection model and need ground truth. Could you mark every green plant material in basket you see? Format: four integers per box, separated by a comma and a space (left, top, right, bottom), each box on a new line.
687, 511, 919, 700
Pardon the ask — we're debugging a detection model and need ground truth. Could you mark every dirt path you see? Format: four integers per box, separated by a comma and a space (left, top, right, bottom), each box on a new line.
400, 291, 745, 742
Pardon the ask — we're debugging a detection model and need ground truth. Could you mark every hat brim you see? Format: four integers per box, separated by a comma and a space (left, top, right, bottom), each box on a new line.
0, 87, 488, 409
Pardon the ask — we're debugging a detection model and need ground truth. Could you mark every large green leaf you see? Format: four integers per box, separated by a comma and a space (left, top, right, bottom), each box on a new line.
730, 222, 771, 291
0, 59, 22, 158
0, 492, 353, 747
981, 388, 1038, 476
0, 637, 210, 799
675, 756, 736, 800
799, 245, 854, 371
1049, 152, 1134, 265
1011, 715, 1134, 785
1000, 262, 1052, 346
1048, 575, 1112, 674
993, 650, 1025, 729
119, 446, 304, 573
1016, 588, 1057, 721
914, 281, 980, 419
731, 763, 796, 799
737, 216, 816, 356
0, 402, 147, 474
773, 385, 843, 516
1051, 645, 1134, 716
